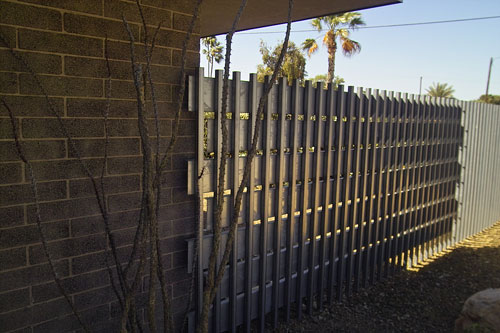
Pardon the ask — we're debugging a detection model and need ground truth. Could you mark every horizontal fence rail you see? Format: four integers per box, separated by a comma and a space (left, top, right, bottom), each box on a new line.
188, 67, 499, 332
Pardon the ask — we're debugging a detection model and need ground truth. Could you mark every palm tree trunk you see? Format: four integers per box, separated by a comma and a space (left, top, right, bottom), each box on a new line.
327, 40, 337, 83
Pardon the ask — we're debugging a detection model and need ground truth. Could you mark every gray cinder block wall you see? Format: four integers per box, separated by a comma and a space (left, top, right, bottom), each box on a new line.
0, 0, 200, 331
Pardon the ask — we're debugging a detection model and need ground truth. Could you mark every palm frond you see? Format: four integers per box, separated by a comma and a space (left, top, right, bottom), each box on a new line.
322, 33, 329, 46
426, 82, 455, 98
340, 37, 361, 56
311, 18, 323, 32
349, 16, 365, 29
302, 38, 318, 57
335, 28, 350, 39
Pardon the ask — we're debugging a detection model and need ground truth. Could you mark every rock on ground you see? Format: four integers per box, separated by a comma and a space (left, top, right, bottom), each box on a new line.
455, 288, 500, 332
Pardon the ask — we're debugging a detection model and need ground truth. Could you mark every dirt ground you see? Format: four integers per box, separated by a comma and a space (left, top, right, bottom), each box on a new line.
275, 221, 500, 332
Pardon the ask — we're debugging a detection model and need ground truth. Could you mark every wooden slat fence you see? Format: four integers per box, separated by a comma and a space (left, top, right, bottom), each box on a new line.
187, 68, 499, 332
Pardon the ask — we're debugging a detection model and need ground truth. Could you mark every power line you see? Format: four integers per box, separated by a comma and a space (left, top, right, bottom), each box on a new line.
236, 15, 500, 35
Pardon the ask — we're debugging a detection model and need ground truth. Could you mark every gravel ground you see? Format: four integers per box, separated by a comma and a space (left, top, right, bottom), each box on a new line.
275, 221, 500, 332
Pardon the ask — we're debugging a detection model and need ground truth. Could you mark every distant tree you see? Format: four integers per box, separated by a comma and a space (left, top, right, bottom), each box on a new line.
302, 12, 365, 83
311, 74, 344, 89
478, 94, 500, 105
257, 40, 306, 84
426, 82, 455, 98
202, 36, 224, 77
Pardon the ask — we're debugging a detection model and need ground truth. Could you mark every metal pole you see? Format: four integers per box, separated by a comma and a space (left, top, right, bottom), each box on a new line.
486, 57, 493, 96
419, 76, 423, 95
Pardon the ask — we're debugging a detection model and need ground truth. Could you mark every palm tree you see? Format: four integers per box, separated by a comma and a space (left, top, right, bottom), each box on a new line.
426, 82, 455, 98
202, 36, 224, 77
302, 12, 365, 83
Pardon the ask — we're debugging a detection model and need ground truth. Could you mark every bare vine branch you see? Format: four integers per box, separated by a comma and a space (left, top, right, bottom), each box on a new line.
0, 33, 130, 307
102, 36, 128, 313
199, 0, 250, 331
182, 166, 206, 331
123, 16, 160, 333
216, 0, 295, 297
200, 0, 294, 331
1, 0, 206, 329
134, 3, 172, 330
158, 0, 204, 171
153, 1, 204, 331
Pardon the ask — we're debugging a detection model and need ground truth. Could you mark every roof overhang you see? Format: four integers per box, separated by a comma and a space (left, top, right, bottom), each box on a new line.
200, 0, 402, 37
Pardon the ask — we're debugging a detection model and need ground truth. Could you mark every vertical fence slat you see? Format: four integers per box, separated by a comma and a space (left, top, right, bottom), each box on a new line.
369, 89, 384, 285
483, 104, 490, 229
377, 91, 394, 281
328, 85, 344, 304
448, 98, 458, 246
465, 100, 474, 239
477, 101, 485, 233
465, 101, 472, 238
457, 100, 467, 242
354, 89, 370, 291
476, 103, 484, 233
414, 95, 426, 263
470, 102, 481, 237
423, 96, 434, 261
347, 87, 363, 295
485, 103, 492, 228
417, 95, 428, 263
431, 97, 442, 256
474, 101, 482, 236
258, 77, 272, 332
272, 77, 287, 327
445, 99, 454, 247
360, 89, 375, 288
490, 105, 500, 228
451, 99, 461, 245
388, 92, 402, 274
230, 71, 241, 333
244, 73, 258, 332
331, 85, 347, 302
307, 84, 324, 313
436, 98, 446, 253
402, 94, 415, 267
318, 83, 335, 308
337, 86, 355, 299
196, 67, 205, 329
381, 91, 395, 277
408, 94, 420, 266
424, 96, 434, 258
426, 96, 437, 257
213, 70, 223, 332
445, 98, 453, 248
447, 99, 454, 246
297, 81, 313, 319
435, 97, 445, 253
438, 97, 446, 252
373, 90, 384, 281
461, 101, 470, 240
285, 80, 300, 321
395, 93, 409, 269
494, 106, 500, 229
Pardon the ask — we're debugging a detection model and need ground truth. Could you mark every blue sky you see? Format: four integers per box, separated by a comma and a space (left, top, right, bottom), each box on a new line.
200, 0, 500, 101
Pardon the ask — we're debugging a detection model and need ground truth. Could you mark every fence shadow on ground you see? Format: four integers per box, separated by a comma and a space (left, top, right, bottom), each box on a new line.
275, 222, 500, 332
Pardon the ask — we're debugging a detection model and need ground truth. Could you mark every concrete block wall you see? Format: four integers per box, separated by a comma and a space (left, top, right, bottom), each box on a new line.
0, 0, 200, 331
